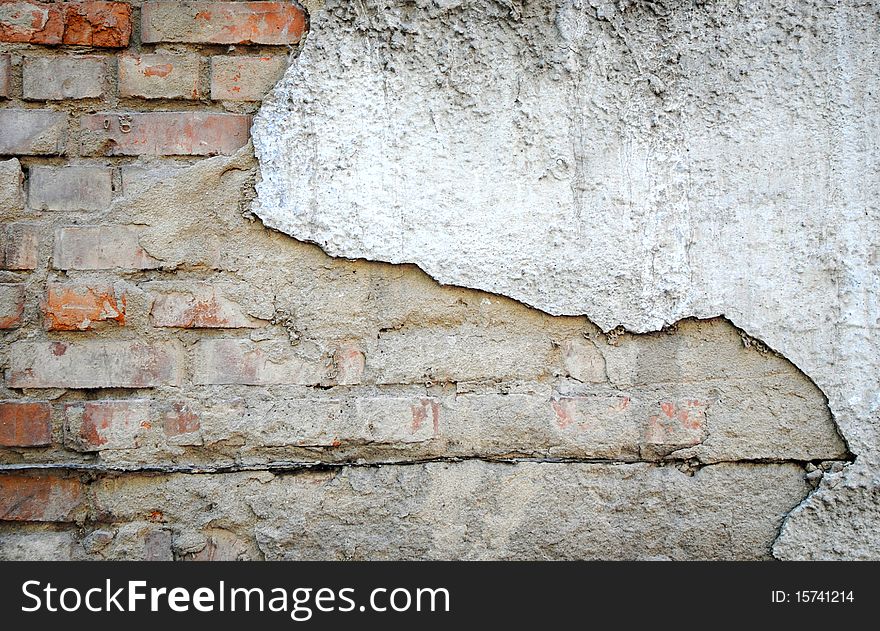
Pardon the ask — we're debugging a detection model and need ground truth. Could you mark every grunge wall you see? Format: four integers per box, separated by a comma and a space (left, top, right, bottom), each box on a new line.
0, 0, 876, 560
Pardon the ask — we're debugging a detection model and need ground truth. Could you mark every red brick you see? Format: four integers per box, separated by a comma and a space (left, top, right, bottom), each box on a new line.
0, 474, 83, 522
64, 400, 149, 451
53, 226, 160, 270
8, 340, 184, 388
211, 55, 287, 101
62, 1, 131, 47
44, 282, 125, 331
0, 283, 25, 329
150, 284, 264, 328
119, 52, 201, 100
80, 112, 251, 156
0, 1, 64, 44
0, 1, 131, 47
0, 401, 51, 447
142, 1, 306, 45
0, 223, 39, 270
0, 109, 66, 155
22, 55, 106, 101
0, 54, 10, 98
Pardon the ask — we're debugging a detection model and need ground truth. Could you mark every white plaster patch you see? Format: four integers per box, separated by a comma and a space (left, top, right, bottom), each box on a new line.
253, 1, 880, 557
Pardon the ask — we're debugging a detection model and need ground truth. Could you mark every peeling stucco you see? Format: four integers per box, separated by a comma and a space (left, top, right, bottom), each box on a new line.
252, 0, 880, 558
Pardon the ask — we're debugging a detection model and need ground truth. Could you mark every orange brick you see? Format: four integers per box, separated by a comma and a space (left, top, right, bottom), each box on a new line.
142, 1, 306, 45
0, 474, 83, 521
0, 1, 64, 44
80, 112, 251, 156
0, 1, 131, 47
44, 283, 125, 331
0, 402, 51, 447
62, 1, 131, 47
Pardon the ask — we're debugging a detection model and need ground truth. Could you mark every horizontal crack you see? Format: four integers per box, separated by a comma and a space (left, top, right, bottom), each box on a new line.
0, 455, 853, 476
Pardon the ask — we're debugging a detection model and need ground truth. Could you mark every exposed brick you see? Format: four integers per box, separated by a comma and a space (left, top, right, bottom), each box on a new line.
0, 1, 64, 44
0, 223, 39, 270
53, 226, 160, 270
373, 325, 553, 384
0, 157, 24, 211
64, 400, 150, 451
0, 401, 51, 447
142, 1, 306, 45
0, 283, 25, 329
161, 401, 200, 442
644, 400, 707, 453
62, 1, 131, 47
561, 339, 606, 383
8, 340, 184, 388
0, 54, 10, 98
80, 112, 251, 156
0, 474, 83, 522
28, 165, 112, 211
333, 344, 365, 385
193, 339, 326, 386
0, 1, 131, 47
150, 284, 264, 328
0, 109, 66, 156
211, 55, 287, 101
119, 52, 200, 100
22, 55, 105, 100
44, 282, 125, 331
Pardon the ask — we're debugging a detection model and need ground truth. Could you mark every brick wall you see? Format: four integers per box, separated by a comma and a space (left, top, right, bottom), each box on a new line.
0, 1, 852, 560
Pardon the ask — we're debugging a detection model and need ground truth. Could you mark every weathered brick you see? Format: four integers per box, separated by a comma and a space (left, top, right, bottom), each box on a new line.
0, 283, 25, 329
0, 1, 64, 44
8, 340, 184, 388
193, 339, 326, 386
22, 55, 105, 100
0, 401, 51, 447
204, 396, 438, 447
0, 1, 131, 47
333, 344, 365, 385
373, 325, 553, 384
80, 112, 250, 156
0, 109, 66, 155
53, 226, 160, 270
0, 54, 10, 98
64, 400, 150, 451
161, 401, 200, 443
150, 284, 264, 328
142, 1, 306, 45
0, 223, 39, 270
211, 55, 287, 101
28, 165, 112, 211
0, 157, 24, 211
119, 52, 200, 100
62, 1, 131, 47
0, 474, 83, 522
561, 339, 606, 383
44, 282, 125, 331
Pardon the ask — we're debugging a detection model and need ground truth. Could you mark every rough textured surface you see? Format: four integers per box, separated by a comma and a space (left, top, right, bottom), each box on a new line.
253, 0, 880, 559
0, 462, 811, 560
0, 0, 873, 561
